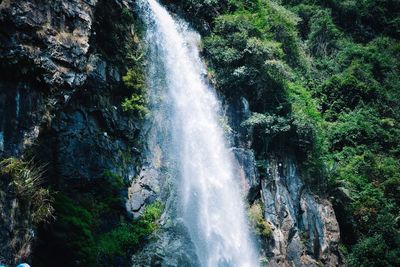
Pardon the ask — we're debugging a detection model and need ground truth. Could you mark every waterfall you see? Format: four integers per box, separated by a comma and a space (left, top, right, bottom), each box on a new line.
138, 0, 259, 266
15, 89, 20, 119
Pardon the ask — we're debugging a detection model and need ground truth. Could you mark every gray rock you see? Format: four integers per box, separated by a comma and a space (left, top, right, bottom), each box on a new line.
0, 82, 46, 157
223, 96, 341, 266
127, 167, 160, 217
87, 54, 107, 82
0, 0, 97, 88
108, 65, 121, 82
232, 147, 260, 201
260, 155, 341, 266
131, 217, 199, 267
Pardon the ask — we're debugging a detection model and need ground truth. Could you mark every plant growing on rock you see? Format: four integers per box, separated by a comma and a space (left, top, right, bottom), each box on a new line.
121, 61, 148, 117
248, 201, 272, 239
0, 157, 54, 224
241, 112, 291, 154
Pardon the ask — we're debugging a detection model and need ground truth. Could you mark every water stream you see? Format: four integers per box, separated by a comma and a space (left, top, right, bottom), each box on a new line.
138, 1, 259, 266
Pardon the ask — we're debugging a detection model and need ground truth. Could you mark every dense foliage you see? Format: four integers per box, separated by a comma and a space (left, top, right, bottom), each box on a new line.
169, 0, 400, 265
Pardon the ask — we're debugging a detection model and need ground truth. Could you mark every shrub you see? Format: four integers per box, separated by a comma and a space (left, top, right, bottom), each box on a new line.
318, 61, 380, 120
248, 202, 272, 239
32, 170, 130, 266
288, 82, 324, 151
52, 194, 97, 264
348, 232, 400, 267
241, 112, 291, 155
203, 5, 294, 111
307, 9, 341, 57
121, 67, 148, 117
327, 108, 399, 152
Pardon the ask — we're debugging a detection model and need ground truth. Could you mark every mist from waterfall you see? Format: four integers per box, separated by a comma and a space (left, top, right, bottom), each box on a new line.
138, 0, 259, 266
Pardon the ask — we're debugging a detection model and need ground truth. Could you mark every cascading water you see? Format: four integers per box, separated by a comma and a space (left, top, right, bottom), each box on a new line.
138, 0, 259, 266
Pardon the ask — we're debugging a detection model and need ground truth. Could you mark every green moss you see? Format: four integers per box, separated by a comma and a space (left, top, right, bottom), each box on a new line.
103, 170, 125, 189
97, 201, 163, 258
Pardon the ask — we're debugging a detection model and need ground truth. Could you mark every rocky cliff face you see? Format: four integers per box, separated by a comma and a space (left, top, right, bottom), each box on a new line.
0, 0, 141, 265
228, 97, 342, 266
0, 0, 133, 157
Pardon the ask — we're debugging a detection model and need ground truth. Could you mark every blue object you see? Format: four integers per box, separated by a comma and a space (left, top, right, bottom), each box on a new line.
17, 264, 31, 267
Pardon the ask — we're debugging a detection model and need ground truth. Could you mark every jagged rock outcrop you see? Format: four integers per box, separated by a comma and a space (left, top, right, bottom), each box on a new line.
0, 0, 97, 158
127, 158, 199, 265
260, 156, 341, 266
131, 212, 199, 266
0, 0, 96, 87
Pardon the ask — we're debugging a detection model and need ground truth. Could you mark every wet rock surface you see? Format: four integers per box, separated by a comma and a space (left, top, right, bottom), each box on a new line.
127, 162, 200, 266
0, 80, 46, 157
39, 87, 141, 183
232, 147, 260, 201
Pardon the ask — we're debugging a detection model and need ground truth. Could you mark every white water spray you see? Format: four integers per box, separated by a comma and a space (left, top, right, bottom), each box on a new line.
139, 1, 259, 266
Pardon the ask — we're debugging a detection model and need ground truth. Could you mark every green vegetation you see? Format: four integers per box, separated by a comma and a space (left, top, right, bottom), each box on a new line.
292, 2, 400, 264
171, 0, 400, 265
118, 5, 148, 117
93, 0, 148, 117
97, 201, 163, 258
0, 157, 54, 224
203, 7, 292, 110
248, 202, 272, 239
33, 169, 162, 266
121, 66, 148, 116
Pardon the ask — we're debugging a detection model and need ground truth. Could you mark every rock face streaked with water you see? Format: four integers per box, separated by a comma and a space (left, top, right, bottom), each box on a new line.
132, 0, 259, 266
